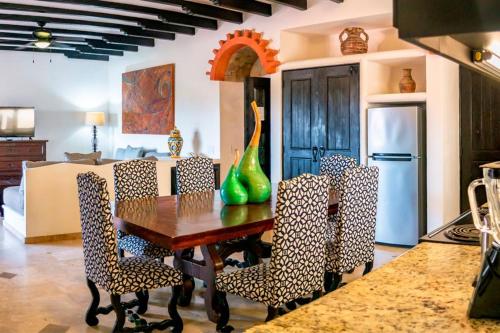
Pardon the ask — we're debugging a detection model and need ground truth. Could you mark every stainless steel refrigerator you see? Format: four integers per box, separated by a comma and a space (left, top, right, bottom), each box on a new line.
367, 106, 426, 246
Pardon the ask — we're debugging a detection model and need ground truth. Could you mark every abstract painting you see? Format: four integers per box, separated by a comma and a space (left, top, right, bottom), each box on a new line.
122, 64, 175, 134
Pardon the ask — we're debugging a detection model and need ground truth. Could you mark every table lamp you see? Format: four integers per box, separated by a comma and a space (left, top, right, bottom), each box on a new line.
85, 111, 105, 152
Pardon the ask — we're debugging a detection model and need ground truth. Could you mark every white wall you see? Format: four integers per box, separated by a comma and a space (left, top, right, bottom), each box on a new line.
106, 0, 394, 179
0, 51, 110, 160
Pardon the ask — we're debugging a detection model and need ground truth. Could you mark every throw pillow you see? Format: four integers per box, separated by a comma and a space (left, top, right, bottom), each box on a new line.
123, 145, 144, 160
64, 151, 102, 162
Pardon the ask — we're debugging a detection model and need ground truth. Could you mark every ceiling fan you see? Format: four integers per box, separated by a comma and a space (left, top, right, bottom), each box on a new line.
17, 22, 71, 50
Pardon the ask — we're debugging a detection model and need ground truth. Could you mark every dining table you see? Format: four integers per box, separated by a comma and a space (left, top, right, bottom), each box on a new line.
113, 186, 338, 323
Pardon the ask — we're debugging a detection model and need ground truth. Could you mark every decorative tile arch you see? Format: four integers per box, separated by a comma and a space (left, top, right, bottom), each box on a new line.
206, 29, 280, 81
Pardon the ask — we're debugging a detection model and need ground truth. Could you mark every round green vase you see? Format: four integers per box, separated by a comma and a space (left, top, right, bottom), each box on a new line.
220, 165, 248, 205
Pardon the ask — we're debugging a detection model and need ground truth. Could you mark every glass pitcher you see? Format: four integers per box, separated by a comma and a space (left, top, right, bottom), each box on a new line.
468, 162, 500, 245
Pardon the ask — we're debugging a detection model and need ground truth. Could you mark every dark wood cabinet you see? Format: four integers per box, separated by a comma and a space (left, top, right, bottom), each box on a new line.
283, 64, 360, 179
0, 140, 47, 212
460, 66, 500, 211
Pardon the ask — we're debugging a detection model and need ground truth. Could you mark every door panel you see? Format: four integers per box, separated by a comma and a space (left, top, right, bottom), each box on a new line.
283, 68, 319, 179
460, 66, 500, 211
291, 79, 312, 149
327, 75, 350, 150
319, 64, 360, 162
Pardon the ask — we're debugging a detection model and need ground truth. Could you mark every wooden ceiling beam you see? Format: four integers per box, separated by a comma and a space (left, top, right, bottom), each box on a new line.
0, 24, 154, 47
0, 2, 195, 35
38, 0, 218, 30
144, 0, 243, 23
268, 0, 307, 10
0, 13, 176, 40
210, 0, 272, 17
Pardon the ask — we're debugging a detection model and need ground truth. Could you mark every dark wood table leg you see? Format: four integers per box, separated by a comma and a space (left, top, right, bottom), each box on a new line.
200, 244, 225, 323
174, 249, 195, 307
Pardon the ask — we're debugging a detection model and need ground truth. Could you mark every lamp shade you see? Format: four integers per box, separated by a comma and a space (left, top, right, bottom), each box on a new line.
85, 112, 105, 126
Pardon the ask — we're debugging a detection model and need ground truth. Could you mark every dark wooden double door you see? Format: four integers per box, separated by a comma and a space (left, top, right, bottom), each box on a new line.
283, 64, 360, 179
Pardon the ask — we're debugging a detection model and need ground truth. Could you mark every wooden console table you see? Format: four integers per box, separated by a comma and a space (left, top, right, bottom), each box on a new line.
0, 140, 47, 212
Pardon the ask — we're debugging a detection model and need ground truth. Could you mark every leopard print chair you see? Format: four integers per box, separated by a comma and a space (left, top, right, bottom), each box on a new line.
77, 172, 184, 333
176, 156, 215, 194
113, 160, 174, 259
214, 173, 330, 331
324, 166, 379, 292
320, 154, 358, 192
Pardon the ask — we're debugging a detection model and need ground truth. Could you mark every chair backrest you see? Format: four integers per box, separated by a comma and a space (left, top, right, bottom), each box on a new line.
77, 172, 119, 290
176, 156, 215, 194
320, 155, 357, 192
269, 173, 330, 306
328, 166, 379, 273
113, 159, 159, 201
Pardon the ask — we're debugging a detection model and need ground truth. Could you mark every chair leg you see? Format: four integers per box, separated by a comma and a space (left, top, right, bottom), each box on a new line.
324, 272, 333, 292
85, 278, 100, 326
331, 273, 343, 291
265, 306, 278, 322
312, 290, 323, 300
168, 285, 184, 333
110, 294, 126, 333
363, 261, 374, 275
215, 291, 233, 332
178, 275, 195, 307
118, 248, 125, 258
135, 290, 149, 315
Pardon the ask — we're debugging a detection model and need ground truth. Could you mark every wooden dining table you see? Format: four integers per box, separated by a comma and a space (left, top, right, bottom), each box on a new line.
113, 187, 338, 323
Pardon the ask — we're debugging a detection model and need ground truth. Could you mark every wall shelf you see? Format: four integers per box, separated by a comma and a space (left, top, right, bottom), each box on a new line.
366, 92, 427, 103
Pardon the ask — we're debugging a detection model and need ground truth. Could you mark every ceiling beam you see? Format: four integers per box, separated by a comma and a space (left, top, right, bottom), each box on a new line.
0, 24, 152, 47
0, 3, 194, 35
0, 32, 137, 52
0, 44, 110, 61
0, 39, 124, 56
143, 0, 242, 23
268, 0, 307, 10
0, 13, 176, 40
121, 27, 175, 40
330, 0, 344, 3
210, 0, 272, 17
39, 0, 218, 30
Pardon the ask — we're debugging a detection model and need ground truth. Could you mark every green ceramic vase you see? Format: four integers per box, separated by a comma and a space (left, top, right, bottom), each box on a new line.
220, 150, 248, 205
236, 101, 271, 203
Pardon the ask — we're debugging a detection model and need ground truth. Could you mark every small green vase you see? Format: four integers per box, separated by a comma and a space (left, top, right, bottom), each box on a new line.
221, 150, 248, 205
236, 101, 271, 203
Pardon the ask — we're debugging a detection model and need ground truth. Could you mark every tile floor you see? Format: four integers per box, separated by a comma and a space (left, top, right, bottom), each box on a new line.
0, 223, 407, 333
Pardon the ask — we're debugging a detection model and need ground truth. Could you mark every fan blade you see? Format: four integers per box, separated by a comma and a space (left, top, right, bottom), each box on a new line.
51, 41, 73, 49
15, 41, 34, 50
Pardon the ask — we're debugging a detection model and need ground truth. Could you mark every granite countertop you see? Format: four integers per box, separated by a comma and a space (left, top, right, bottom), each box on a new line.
247, 242, 500, 333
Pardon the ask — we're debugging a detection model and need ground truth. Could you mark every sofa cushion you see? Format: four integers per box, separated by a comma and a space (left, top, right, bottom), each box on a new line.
4, 186, 23, 215
115, 146, 144, 160
64, 151, 101, 162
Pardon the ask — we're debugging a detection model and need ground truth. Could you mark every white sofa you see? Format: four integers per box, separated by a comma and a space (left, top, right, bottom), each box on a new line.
2, 160, 177, 243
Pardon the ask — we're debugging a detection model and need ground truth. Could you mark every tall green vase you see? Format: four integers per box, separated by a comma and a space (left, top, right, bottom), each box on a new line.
220, 150, 248, 205
236, 101, 271, 203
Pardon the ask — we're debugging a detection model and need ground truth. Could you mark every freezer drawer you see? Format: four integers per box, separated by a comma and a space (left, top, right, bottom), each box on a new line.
369, 157, 421, 246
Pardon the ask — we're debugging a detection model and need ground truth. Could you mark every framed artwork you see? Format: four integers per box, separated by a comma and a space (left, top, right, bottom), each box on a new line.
122, 64, 175, 134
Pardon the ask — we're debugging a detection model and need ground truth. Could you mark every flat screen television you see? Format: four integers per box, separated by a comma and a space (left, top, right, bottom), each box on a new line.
0, 107, 35, 137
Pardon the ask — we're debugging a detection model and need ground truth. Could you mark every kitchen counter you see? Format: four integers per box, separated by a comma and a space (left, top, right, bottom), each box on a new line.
246, 242, 500, 333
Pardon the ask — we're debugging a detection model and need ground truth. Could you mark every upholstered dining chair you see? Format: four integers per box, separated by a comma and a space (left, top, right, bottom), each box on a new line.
320, 154, 358, 192
176, 156, 215, 194
324, 166, 379, 292
77, 172, 184, 333
113, 159, 174, 260
214, 173, 330, 332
